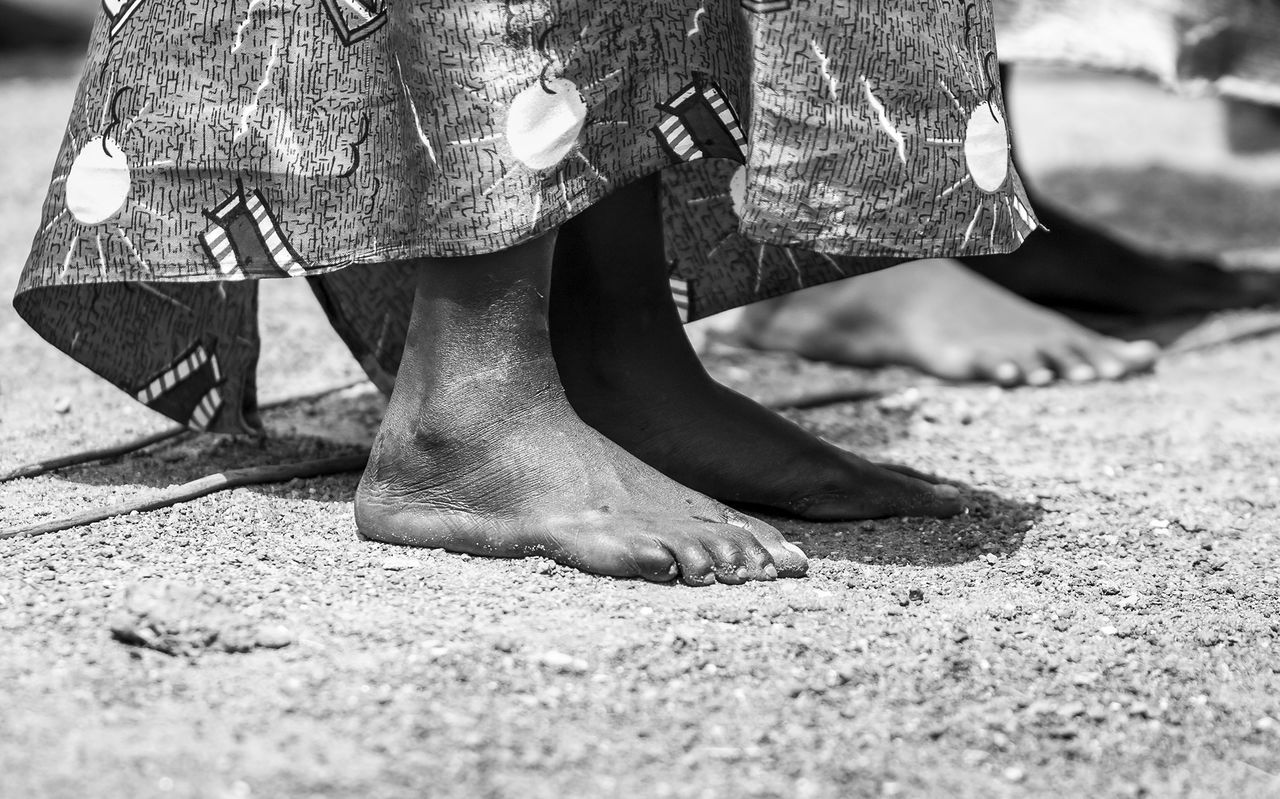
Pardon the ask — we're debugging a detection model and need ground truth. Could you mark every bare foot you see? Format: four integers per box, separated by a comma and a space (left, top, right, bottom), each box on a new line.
354, 236, 807, 585
734, 258, 1159, 387
550, 176, 962, 521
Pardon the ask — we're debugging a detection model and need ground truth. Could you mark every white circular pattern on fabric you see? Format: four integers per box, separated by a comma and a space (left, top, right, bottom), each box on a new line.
506, 77, 587, 171
963, 102, 1009, 193
66, 136, 132, 225
729, 165, 748, 218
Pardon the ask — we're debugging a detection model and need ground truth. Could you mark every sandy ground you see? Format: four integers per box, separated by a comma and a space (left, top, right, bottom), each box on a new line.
2, 54, 1280, 798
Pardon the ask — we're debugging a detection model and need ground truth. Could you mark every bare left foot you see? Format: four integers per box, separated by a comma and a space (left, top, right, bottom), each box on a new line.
549, 176, 962, 522
731, 258, 1160, 387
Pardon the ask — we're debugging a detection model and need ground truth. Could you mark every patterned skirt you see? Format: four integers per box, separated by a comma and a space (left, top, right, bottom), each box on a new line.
996, 0, 1280, 103
15, 1, 1037, 434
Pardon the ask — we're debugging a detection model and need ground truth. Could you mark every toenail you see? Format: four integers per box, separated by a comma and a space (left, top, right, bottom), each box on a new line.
934, 484, 960, 500
1098, 361, 1124, 378
735, 567, 749, 581
1027, 369, 1053, 386
994, 363, 1019, 382
764, 563, 778, 580
1068, 366, 1095, 382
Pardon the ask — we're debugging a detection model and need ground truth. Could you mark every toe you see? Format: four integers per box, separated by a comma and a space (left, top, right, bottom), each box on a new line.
877, 461, 945, 484
1043, 343, 1097, 383
800, 461, 963, 521
654, 533, 718, 587
1082, 338, 1157, 381
1116, 339, 1159, 371
734, 519, 809, 578
628, 538, 681, 583
697, 524, 774, 584
550, 529, 682, 583
972, 353, 1023, 386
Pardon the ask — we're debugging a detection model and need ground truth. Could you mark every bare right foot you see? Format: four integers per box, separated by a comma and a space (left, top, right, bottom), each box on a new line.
733, 258, 1159, 387
354, 236, 806, 585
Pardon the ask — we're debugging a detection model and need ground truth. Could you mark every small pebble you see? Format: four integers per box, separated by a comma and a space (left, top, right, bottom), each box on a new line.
254, 624, 294, 649
1057, 701, 1086, 719
53, 397, 71, 414
1003, 766, 1026, 783
380, 556, 420, 571
1194, 628, 1223, 647
907, 587, 925, 603
535, 651, 589, 674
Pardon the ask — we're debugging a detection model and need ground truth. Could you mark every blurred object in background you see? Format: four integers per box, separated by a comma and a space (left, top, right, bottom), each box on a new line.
0, 0, 92, 50
1224, 98, 1280, 154
997, 0, 1280, 103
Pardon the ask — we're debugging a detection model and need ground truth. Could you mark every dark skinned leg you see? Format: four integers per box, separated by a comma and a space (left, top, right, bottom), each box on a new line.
355, 234, 808, 585
550, 175, 962, 521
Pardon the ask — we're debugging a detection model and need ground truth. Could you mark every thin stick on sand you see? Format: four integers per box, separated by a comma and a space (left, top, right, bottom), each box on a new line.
0, 452, 370, 541
0, 379, 369, 483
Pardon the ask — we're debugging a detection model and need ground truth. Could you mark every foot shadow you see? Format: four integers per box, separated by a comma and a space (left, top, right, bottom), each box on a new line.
757, 483, 1040, 568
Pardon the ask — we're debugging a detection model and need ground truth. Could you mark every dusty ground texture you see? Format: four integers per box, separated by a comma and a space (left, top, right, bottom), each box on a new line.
3, 55, 1280, 799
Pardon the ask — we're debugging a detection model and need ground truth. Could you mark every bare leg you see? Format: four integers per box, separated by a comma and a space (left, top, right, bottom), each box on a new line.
550, 176, 962, 521
355, 233, 807, 585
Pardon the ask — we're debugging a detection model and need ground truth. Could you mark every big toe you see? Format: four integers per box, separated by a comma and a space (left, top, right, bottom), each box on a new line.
694, 521, 777, 585
1086, 338, 1159, 380
561, 530, 681, 583
730, 514, 809, 578
800, 460, 963, 520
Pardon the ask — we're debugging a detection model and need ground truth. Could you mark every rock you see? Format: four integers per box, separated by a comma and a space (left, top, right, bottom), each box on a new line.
1003, 766, 1027, 783
1194, 628, 1223, 647
1025, 699, 1057, 716
109, 580, 288, 656
53, 397, 71, 414
1057, 701, 1086, 719
535, 651, 589, 674
380, 555, 420, 571
255, 624, 294, 649
907, 587, 925, 603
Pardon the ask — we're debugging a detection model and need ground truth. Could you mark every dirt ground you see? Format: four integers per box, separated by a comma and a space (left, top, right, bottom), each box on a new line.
2, 54, 1280, 799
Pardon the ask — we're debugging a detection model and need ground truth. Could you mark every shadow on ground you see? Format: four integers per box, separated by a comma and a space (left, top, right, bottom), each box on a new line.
765, 485, 1040, 568
19, 383, 1039, 568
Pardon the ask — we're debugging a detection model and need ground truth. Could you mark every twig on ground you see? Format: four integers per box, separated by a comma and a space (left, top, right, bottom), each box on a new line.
0, 453, 369, 541
0, 378, 370, 483
764, 386, 885, 410
0, 427, 184, 483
